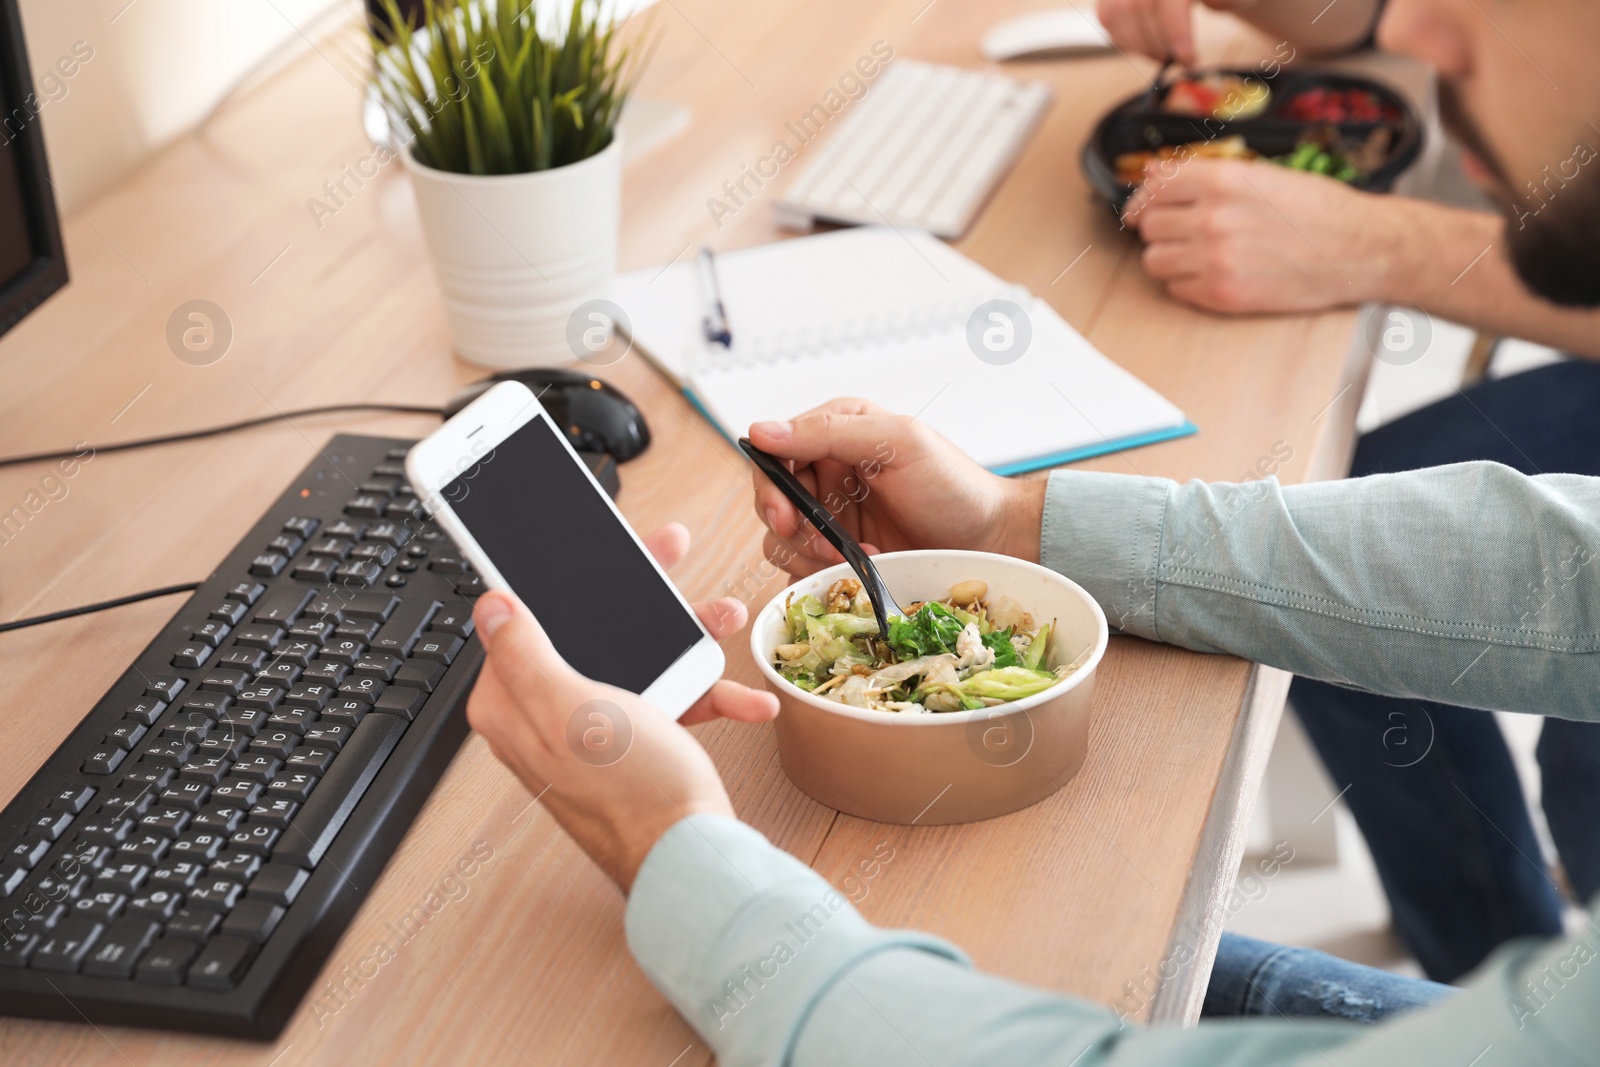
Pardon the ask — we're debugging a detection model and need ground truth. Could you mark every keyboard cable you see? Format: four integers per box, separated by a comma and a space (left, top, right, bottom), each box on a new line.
0, 402, 443, 470
0, 582, 204, 633
0, 402, 443, 631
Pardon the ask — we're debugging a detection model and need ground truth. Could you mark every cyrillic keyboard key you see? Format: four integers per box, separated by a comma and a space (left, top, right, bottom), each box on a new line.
267, 706, 316, 734
140, 808, 191, 837
229, 824, 280, 856
351, 653, 401, 680
284, 681, 335, 710
248, 798, 298, 828
266, 772, 317, 802
255, 661, 302, 688
250, 731, 298, 761
168, 831, 225, 862
286, 746, 335, 775
187, 878, 242, 912
128, 887, 182, 921
234, 687, 283, 713
217, 711, 268, 744
70, 889, 125, 922
301, 660, 349, 684
94, 861, 149, 894
211, 779, 262, 807
288, 618, 335, 643
275, 713, 404, 868
320, 698, 368, 727
161, 781, 210, 811
209, 851, 261, 882
303, 723, 349, 751
232, 754, 282, 783
338, 676, 385, 704
115, 833, 169, 865
193, 805, 244, 833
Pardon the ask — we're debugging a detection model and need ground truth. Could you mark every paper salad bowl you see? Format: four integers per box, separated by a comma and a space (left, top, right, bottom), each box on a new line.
751, 550, 1108, 825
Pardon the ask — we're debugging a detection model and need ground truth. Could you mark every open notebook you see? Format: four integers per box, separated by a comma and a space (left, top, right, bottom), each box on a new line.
610, 228, 1195, 475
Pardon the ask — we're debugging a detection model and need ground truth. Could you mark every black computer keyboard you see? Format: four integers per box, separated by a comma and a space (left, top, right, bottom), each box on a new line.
0, 434, 539, 1038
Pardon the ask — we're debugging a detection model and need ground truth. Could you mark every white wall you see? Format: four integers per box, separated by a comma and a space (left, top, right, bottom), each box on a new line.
16, 0, 347, 204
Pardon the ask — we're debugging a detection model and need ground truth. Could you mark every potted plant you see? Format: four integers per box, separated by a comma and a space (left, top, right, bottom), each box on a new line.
372, 0, 648, 367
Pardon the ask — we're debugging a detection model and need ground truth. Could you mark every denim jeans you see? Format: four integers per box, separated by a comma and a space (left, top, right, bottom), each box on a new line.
1292, 360, 1600, 983
1203, 932, 1454, 1021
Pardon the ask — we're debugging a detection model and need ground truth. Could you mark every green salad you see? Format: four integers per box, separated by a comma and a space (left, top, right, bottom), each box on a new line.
773, 578, 1072, 714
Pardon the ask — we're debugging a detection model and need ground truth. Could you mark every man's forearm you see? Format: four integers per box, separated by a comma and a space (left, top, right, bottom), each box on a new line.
1216, 0, 1382, 55
1040, 463, 1600, 720
1374, 197, 1600, 357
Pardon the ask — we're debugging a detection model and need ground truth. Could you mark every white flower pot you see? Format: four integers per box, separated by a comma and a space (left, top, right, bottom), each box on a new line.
403, 136, 621, 369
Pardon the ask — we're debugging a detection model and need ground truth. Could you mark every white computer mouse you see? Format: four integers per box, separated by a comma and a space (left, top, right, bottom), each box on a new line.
981, 8, 1114, 62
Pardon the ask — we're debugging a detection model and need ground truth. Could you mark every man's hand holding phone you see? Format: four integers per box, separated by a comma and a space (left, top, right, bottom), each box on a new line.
467, 523, 777, 892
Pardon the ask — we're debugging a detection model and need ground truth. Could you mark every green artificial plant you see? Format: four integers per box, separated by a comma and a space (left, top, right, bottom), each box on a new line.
371, 0, 649, 175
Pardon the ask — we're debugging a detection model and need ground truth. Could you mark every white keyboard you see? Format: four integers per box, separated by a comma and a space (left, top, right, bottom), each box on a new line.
773, 60, 1052, 239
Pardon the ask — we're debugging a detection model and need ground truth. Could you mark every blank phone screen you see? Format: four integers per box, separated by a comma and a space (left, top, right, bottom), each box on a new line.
443, 414, 703, 693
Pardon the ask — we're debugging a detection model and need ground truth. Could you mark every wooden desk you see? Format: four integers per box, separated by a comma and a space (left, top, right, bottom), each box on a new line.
0, 1, 1426, 1061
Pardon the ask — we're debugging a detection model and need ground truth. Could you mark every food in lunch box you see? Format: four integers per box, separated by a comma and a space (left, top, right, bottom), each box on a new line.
771, 578, 1074, 714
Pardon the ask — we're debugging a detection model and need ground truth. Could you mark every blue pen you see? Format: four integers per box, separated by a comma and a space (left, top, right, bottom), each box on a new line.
697, 246, 733, 347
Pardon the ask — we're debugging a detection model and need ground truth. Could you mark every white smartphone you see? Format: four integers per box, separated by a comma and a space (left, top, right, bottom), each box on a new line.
406, 380, 723, 718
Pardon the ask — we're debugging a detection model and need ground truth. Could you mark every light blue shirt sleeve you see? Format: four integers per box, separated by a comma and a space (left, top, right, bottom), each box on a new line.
623, 461, 1600, 1064
1040, 462, 1600, 720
